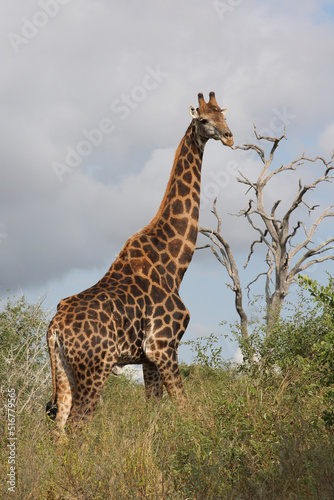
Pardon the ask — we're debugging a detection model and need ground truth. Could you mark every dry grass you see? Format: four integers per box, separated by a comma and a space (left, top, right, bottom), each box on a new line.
1, 367, 334, 499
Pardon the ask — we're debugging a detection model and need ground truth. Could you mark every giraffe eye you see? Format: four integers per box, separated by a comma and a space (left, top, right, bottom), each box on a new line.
200, 118, 208, 124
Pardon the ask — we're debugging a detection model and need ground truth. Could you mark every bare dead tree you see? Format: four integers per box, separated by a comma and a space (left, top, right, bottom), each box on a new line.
198, 199, 249, 344
199, 127, 334, 332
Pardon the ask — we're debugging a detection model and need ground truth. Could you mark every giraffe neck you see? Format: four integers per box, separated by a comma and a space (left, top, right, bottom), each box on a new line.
143, 121, 206, 285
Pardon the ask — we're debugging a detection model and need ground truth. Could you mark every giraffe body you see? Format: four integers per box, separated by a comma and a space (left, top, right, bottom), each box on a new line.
46, 92, 233, 431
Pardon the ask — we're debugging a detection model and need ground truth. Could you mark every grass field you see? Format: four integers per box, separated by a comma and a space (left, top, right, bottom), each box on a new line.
1, 362, 334, 499
1, 288, 334, 499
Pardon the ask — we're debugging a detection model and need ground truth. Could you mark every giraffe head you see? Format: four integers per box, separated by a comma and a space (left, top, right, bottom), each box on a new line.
189, 91, 234, 147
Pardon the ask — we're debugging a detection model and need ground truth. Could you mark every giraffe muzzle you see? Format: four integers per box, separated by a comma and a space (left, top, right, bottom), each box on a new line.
221, 132, 234, 147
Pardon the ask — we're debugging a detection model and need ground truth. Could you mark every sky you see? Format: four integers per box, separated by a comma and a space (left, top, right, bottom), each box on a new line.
1, 0, 334, 365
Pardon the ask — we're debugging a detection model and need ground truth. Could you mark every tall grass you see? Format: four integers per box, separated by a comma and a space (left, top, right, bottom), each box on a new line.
1, 290, 334, 499
1, 366, 334, 499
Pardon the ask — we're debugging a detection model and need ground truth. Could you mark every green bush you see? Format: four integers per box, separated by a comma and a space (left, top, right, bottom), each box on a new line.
235, 276, 334, 428
0, 294, 51, 415
182, 331, 226, 371
299, 274, 334, 426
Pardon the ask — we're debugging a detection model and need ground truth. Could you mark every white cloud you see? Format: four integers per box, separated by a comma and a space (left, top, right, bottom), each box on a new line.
1, 0, 334, 339
1, 147, 173, 289
318, 123, 334, 156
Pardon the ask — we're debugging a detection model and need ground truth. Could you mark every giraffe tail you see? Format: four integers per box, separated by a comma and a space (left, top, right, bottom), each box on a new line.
46, 327, 58, 421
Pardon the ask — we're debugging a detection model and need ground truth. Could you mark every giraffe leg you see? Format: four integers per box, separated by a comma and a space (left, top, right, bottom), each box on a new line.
66, 363, 114, 431
144, 298, 189, 402
67, 384, 102, 431
143, 361, 163, 399
51, 340, 76, 435
143, 341, 186, 402
156, 348, 186, 402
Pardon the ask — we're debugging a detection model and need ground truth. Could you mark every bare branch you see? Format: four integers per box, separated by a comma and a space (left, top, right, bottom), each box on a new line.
199, 240, 232, 274
292, 254, 334, 275
253, 124, 286, 145
233, 143, 266, 163
244, 234, 264, 269
196, 243, 211, 251
211, 197, 221, 233
258, 156, 334, 201
236, 171, 257, 192
199, 227, 232, 276
289, 206, 334, 260
289, 237, 334, 278
244, 215, 275, 255
271, 199, 281, 219
237, 199, 254, 217
246, 271, 267, 301
286, 221, 302, 250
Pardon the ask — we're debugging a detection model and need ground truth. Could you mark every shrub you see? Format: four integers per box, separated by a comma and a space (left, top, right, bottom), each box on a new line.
0, 294, 51, 415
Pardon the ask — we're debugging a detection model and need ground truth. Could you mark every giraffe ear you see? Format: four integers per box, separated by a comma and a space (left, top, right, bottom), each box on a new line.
189, 106, 199, 119
221, 108, 228, 117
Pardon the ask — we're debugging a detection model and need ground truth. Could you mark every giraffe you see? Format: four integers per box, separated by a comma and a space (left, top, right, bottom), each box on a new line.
46, 91, 233, 432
